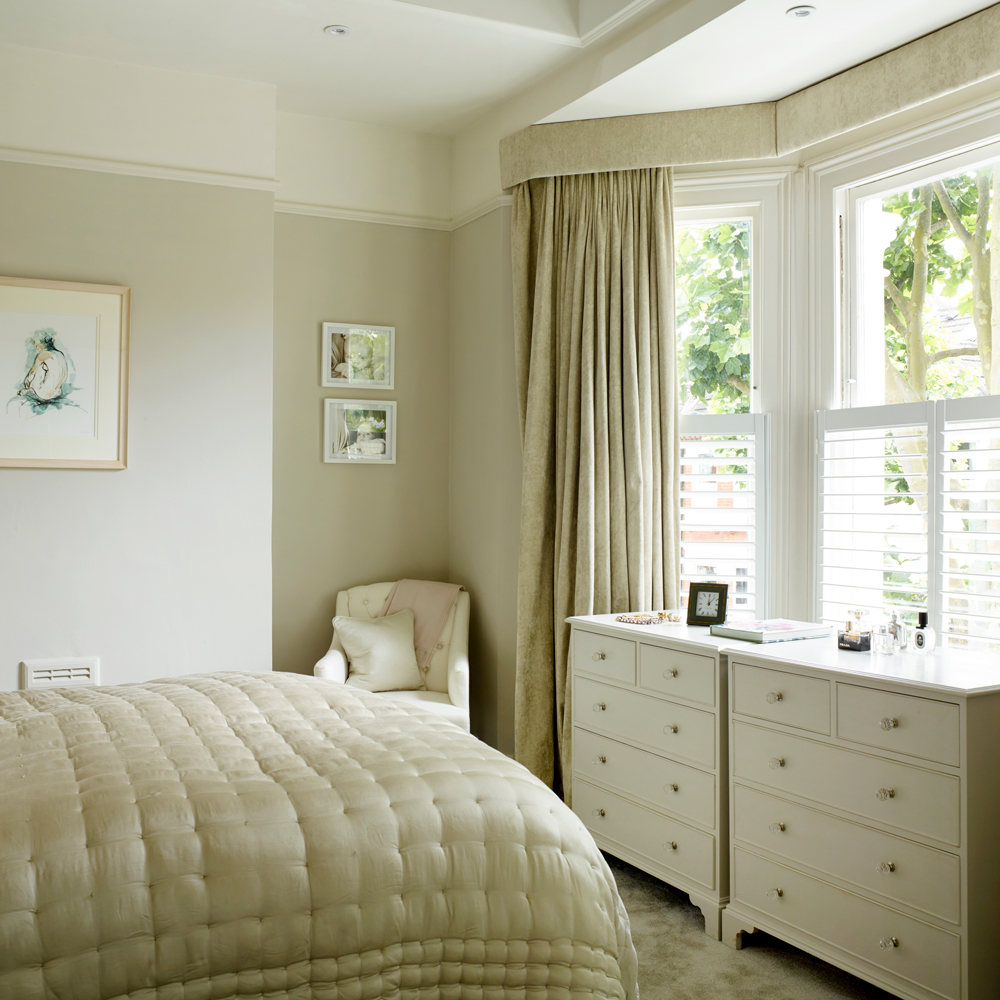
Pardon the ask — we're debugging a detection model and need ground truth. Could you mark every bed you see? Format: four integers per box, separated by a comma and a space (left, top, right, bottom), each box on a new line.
0, 671, 638, 1000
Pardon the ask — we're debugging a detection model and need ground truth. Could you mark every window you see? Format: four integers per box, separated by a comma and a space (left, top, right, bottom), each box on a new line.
827, 139, 1000, 651
675, 216, 752, 415
816, 397, 1000, 650
847, 148, 1000, 408
675, 204, 767, 620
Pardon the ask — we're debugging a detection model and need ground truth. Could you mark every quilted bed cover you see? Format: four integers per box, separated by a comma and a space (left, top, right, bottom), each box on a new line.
0, 672, 638, 1000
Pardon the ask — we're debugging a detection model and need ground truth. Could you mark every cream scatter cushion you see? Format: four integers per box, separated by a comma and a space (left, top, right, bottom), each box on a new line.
337, 609, 423, 691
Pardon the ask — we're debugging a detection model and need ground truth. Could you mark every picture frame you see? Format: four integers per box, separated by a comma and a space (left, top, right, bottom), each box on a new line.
686, 582, 729, 626
0, 276, 130, 469
324, 398, 396, 464
322, 322, 394, 390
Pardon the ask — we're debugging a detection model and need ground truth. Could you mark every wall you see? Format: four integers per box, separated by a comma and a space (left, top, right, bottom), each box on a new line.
0, 160, 274, 689
272, 212, 452, 676
449, 206, 520, 752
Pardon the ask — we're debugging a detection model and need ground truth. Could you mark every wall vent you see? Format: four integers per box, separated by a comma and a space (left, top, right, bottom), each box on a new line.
20, 657, 100, 690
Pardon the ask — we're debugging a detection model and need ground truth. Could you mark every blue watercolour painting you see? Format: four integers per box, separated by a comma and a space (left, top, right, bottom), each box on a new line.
0, 311, 97, 438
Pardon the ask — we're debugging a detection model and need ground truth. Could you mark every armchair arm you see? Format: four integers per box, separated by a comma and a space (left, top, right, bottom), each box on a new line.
314, 631, 348, 683
446, 592, 471, 731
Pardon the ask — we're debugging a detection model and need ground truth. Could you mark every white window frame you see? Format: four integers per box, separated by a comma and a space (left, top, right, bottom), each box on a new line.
805, 94, 1000, 618
673, 168, 796, 618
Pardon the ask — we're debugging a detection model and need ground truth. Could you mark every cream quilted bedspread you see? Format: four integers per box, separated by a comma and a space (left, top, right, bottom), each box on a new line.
0, 672, 638, 1000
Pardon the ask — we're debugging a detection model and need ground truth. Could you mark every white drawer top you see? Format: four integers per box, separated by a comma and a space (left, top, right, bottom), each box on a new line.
569, 614, 1000, 695
728, 638, 1000, 696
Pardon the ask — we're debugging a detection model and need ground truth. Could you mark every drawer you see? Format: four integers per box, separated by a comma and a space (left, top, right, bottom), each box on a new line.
734, 849, 960, 1000
574, 728, 716, 828
733, 722, 960, 845
640, 644, 715, 706
574, 779, 715, 890
573, 629, 636, 684
733, 785, 960, 923
576, 676, 716, 767
732, 661, 831, 734
837, 684, 961, 767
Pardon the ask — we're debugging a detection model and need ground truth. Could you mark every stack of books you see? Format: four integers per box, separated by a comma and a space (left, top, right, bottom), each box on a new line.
709, 618, 833, 643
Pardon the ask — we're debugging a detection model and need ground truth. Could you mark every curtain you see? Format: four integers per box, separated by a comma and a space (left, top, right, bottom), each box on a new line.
512, 168, 680, 799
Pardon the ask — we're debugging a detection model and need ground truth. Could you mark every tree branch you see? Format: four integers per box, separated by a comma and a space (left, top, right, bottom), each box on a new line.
933, 180, 973, 248
726, 374, 751, 395
884, 276, 910, 321
884, 297, 908, 337
927, 346, 981, 364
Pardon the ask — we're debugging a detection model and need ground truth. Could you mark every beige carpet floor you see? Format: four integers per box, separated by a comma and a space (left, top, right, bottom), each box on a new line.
607, 853, 896, 1000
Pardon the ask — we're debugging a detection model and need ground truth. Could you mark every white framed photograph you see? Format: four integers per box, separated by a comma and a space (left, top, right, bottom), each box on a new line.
322, 322, 394, 389
324, 398, 396, 464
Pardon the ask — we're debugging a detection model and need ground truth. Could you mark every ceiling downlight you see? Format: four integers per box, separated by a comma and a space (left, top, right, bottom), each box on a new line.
323, 24, 351, 37
785, 6, 816, 17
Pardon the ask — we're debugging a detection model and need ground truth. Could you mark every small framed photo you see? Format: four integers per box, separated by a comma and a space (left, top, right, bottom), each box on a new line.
0, 276, 130, 469
686, 582, 729, 626
322, 322, 394, 389
324, 399, 396, 464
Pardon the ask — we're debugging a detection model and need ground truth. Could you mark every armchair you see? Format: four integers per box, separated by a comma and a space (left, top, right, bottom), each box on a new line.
314, 581, 471, 732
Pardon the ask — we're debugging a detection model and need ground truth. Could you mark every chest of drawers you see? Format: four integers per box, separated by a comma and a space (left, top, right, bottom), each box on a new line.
723, 645, 1000, 1000
568, 615, 739, 939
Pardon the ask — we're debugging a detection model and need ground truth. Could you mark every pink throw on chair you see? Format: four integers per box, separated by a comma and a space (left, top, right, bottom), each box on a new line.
379, 579, 464, 669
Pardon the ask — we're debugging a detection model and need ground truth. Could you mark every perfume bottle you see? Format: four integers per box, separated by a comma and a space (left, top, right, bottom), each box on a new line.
889, 611, 908, 650
910, 611, 937, 653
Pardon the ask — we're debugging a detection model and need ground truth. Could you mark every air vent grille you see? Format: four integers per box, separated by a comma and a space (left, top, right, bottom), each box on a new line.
20, 657, 100, 690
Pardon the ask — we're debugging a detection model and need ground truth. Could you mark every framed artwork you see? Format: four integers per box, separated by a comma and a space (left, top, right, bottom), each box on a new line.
322, 322, 394, 389
324, 398, 396, 464
0, 276, 130, 469
686, 582, 729, 626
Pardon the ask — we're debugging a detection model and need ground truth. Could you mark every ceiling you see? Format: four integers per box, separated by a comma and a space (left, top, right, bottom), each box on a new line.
541, 0, 1000, 124
0, 0, 997, 136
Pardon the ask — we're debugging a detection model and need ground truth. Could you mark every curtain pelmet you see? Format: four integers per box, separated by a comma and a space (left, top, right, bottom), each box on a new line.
512, 169, 680, 799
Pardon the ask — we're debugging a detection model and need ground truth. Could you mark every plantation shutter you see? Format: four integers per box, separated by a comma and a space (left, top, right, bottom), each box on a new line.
816, 403, 931, 630
939, 397, 1000, 650
816, 397, 1000, 650
680, 413, 769, 619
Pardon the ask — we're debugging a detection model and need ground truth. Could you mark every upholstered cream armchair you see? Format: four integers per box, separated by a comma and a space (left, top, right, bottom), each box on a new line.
314, 582, 471, 732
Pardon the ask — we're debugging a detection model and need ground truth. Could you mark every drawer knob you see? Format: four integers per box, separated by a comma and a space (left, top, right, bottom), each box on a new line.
663, 669, 678, 679
765, 691, 783, 704
768, 757, 786, 770
593, 702, 607, 712
879, 936, 899, 951
875, 861, 896, 875
765, 888, 783, 900
593, 755, 607, 764
879, 717, 899, 731
592, 808, 606, 818
592, 652, 606, 662
665, 783, 679, 793
664, 724, 679, 734
768, 822, 785, 834
876, 787, 895, 801
664, 841, 678, 851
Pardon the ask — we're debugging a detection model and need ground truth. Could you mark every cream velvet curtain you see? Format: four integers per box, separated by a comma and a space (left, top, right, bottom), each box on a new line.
512, 168, 680, 798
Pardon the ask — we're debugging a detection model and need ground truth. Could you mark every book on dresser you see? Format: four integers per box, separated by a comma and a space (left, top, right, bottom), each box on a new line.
709, 619, 833, 642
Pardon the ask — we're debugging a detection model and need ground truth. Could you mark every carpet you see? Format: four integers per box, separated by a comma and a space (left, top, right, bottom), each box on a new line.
607, 853, 896, 1000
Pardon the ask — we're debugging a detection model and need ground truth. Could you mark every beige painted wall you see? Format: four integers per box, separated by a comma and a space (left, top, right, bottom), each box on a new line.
449, 206, 520, 753
272, 213, 451, 677
0, 160, 274, 690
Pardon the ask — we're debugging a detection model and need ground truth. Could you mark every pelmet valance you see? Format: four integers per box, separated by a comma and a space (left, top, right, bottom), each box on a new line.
500, 3, 1000, 189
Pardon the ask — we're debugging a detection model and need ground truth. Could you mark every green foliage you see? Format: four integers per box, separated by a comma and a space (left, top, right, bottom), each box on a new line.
675, 221, 751, 414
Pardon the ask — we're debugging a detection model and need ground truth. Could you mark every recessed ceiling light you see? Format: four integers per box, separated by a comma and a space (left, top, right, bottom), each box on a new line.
323, 24, 351, 37
785, 5, 816, 17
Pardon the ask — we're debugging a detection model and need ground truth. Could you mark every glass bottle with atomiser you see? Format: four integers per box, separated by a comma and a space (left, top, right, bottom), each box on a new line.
909, 611, 937, 653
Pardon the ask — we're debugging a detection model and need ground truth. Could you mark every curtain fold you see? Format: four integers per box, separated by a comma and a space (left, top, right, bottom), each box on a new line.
512, 168, 680, 799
